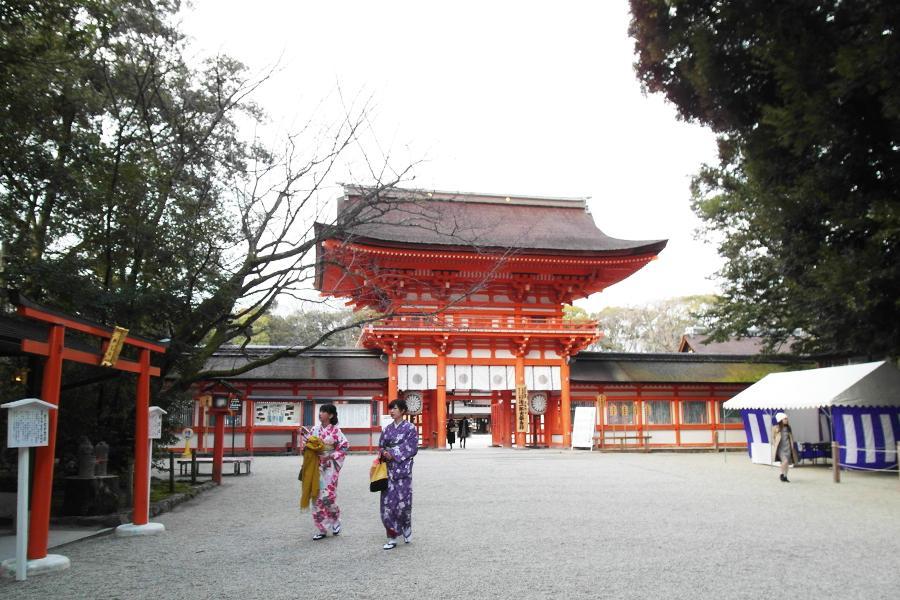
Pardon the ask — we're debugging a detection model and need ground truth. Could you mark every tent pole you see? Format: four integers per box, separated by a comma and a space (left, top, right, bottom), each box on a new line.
832, 441, 840, 483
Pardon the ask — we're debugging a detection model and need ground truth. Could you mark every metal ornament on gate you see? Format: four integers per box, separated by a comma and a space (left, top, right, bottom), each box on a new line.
403, 390, 423, 415
528, 391, 548, 415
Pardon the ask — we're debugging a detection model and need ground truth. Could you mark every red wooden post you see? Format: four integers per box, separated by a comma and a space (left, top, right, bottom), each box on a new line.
436, 353, 447, 449
213, 410, 226, 484
27, 324, 64, 560
387, 355, 398, 409
499, 393, 512, 448
132, 349, 151, 526
560, 358, 572, 448
491, 398, 502, 447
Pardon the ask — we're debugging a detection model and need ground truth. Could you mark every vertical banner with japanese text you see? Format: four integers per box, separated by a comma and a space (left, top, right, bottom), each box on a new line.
515, 384, 528, 433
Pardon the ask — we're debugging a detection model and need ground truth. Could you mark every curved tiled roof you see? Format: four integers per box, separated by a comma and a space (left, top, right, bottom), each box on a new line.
570, 351, 804, 384
327, 187, 667, 256
204, 347, 387, 381
201, 347, 805, 385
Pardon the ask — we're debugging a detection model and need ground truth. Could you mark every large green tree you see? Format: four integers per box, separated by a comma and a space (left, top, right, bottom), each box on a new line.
0, 0, 409, 377
0, 1, 417, 463
629, 1, 900, 357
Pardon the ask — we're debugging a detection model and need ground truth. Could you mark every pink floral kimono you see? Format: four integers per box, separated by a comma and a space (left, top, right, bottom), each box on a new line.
302, 424, 350, 534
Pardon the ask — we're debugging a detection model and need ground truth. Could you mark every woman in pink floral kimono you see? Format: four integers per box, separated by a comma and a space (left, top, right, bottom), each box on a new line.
300, 404, 349, 540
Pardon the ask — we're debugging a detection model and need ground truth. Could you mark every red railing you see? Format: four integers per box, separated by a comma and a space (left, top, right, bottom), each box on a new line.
365, 315, 599, 336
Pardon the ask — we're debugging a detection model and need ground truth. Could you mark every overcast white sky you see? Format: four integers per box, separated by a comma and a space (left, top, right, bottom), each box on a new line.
181, 0, 723, 313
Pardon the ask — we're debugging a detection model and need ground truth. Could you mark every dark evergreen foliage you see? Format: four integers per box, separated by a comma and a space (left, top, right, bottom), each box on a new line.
630, 0, 900, 357
0, 1, 410, 464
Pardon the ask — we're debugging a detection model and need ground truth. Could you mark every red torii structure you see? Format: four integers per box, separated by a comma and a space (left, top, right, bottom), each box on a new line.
8, 292, 167, 568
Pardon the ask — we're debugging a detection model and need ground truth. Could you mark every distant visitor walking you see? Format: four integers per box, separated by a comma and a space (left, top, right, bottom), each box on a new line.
771, 412, 798, 483
447, 418, 457, 449
379, 398, 418, 549
299, 404, 349, 540
458, 416, 471, 449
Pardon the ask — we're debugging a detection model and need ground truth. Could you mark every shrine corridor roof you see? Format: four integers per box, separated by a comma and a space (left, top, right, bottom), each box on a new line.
203, 347, 800, 385
204, 347, 387, 381
327, 187, 667, 256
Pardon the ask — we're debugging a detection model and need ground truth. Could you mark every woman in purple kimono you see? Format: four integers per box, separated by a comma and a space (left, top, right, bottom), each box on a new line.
378, 398, 419, 550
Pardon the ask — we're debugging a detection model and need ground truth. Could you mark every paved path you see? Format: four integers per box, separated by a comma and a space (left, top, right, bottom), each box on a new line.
1, 449, 897, 599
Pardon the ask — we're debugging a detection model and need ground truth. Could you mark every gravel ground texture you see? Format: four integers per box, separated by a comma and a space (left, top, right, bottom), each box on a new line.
1, 447, 897, 599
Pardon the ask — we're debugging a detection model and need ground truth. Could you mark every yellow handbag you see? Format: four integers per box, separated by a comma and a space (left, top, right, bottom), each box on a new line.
369, 459, 388, 492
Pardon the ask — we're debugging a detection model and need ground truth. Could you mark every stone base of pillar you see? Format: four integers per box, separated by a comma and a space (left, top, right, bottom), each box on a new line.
114, 522, 165, 537
1, 554, 70, 578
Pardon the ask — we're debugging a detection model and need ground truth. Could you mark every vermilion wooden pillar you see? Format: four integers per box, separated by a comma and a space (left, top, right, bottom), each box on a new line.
246, 399, 255, 452
212, 410, 226, 484
436, 354, 447, 448
132, 349, 151, 525
387, 355, 398, 411
500, 393, 512, 448
560, 358, 572, 447
491, 398, 502, 446
543, 395, 556, 447
27, 324, 64, 560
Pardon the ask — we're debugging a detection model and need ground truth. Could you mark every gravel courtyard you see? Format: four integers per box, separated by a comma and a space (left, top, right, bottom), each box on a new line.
2, 448, 897, 599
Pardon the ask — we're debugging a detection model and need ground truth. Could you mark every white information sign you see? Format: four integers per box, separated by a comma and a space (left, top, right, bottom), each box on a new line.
2, 398, 56, 448
148, 407, 167, 440
1, 398, 58, 580
9, 407, 50, 448
571, 406, 597, 450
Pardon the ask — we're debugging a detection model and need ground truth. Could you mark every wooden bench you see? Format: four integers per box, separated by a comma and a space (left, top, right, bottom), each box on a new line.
596, 433, 652, 452
176, 457, 252, 477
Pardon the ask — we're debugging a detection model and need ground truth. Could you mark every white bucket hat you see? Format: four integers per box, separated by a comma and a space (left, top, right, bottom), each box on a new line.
775, 412, 787, 423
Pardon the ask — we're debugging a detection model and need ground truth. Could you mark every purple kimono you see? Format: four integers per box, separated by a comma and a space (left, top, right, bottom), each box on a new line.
379, 419, 418, 540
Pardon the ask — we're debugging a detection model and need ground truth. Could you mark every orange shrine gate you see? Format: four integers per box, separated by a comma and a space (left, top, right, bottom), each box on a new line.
315, 187, 666, 448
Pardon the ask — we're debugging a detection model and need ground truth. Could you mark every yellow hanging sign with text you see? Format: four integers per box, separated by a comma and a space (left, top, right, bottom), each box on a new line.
100, 326, 129, 367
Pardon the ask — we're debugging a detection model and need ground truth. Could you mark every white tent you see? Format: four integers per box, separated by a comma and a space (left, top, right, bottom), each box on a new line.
724, 361, 900, 469
724, 361, 900, 410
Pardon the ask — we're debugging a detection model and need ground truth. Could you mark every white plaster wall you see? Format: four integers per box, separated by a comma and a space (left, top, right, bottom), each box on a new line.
679, 430, 714, 444
719, 429, 747, 444
646, 430, 676, 445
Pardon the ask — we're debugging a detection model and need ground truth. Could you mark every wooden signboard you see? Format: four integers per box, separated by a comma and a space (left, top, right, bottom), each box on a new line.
101, 326, 129, 367
515, 384, 528, 433
148, 407, 167, 440
3, 398, 56, 448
